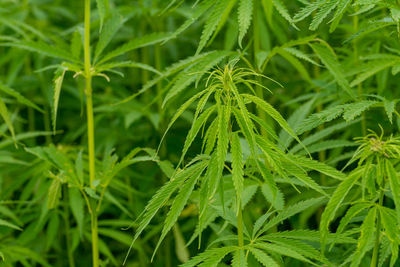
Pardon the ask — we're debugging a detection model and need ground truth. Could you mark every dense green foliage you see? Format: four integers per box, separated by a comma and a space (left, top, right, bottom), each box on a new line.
1, 0, 400, 266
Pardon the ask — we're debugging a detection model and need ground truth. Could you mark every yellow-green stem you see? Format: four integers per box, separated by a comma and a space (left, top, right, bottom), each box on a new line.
237, 201, 244, 247
371, 190, 384, 267
84, 0, 99, 266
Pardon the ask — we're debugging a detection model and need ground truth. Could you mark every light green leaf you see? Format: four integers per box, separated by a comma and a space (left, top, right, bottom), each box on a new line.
238, 0, 253, 47
310, 43, 356, 99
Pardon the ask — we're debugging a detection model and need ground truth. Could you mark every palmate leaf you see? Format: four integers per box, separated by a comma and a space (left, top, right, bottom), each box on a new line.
180, 246, 237, 267
94, 11, 124, 62
0, 218, 22, 231
0, 97, 14, 139
287, 154, 346, 181
310, 43, 356, 99
98, 32, 174, 64
178, 105, 216, 166
259, 197, 325, 236
249, 247, 279, 267
253, 242, 315, 265
52, 67, 67, 133
309, 0, 339, 30
1, 40, 79, 63
152, 162, 206, 259
350, 58, 400, 87
266, 238, 326, 263
271, 0, 298, 30
231, 132, 244, 212
162, 50, 231, 107
336, 202, 373, 235
386, 160, 400, 225
0, 82, 42, 112
242, 94, 304, 149
96, 0, 109, 32
351, 207, 376, 267
125, 160, 208, 263
232, 249, 247, 267
297, 101, 377, 134
329, 0, 352, 32
320, 169, 363, 253
196, 0, 229, 54
238, 0, 253, 47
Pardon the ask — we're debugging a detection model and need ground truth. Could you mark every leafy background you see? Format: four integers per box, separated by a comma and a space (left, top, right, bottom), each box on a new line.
1, 0, 400, 266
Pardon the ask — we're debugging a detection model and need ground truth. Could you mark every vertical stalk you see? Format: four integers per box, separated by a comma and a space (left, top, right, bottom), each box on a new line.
84, 0, 99, 266
64, 187, 76, 267
371, 190, 384, 267
237, 200, 244, 247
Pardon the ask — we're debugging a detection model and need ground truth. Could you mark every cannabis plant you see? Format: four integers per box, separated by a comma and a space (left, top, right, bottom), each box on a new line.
127, 61, 350, 266
320, 129, 400, 266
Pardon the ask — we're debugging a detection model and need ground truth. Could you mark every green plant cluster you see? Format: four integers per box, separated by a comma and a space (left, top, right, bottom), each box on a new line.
1, 0, 400, 266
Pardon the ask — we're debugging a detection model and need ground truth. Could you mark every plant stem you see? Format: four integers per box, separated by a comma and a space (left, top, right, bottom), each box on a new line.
371, 190, 384, 267
84, 0, 99, 266
64, 187, 76, 267
237, 200, 244, 247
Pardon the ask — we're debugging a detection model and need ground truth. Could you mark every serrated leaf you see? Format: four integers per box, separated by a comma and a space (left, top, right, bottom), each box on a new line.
94, 12, 124, 62
0, 97, 14, 139
196, 0, 228, 54
152, 163, 205, 259
320, 169, 362, 253
52, 67, 67, 133
96, 0, 109, 32
310, 43, 356, 99
249, 247, 279, 267
231, 132, 244, 213
0, 82, 43, 112
386, 160, 400, 225
309, 0, 339, 30
99, 32, 173, 64
47, 179, 62, 209
238, 0, 253, 47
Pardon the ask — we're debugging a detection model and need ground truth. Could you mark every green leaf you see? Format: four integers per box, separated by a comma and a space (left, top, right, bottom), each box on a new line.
180, 246, 237, 267
342, 100, 377, 121
96, 0, 109, 32
231, 132, 244, 212
52, 67, 67, 133
238, 0, 253, 47
242, 94, 304, 149
249, 247, 279, 267
254, 242, 314, 265
196, 0, 229, 54
320, 169, 362, 252
99, 32, 173, 64
272, 0, 298, 30
351, 207, 376, 267
163, 51, 231, 106
0, 82, 43, 112
329, 0, 352, 32
1, 40, 79, 63
309, 0, 338, 30
47, 179, 62, 209
0, 97, 15, 139
350, 59, 400, 87
260, 197, 325, 235
386, 160, 400, 225
0, 218, 22, 231
383, 99, 396, 123
69, 188, 84, 237
94, 12, 124, 62
310, 43, 356, 99
126, 161, 208, 262
232, 249, 247, 267
152, 163, 205, 259
70, 30, 82, 59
